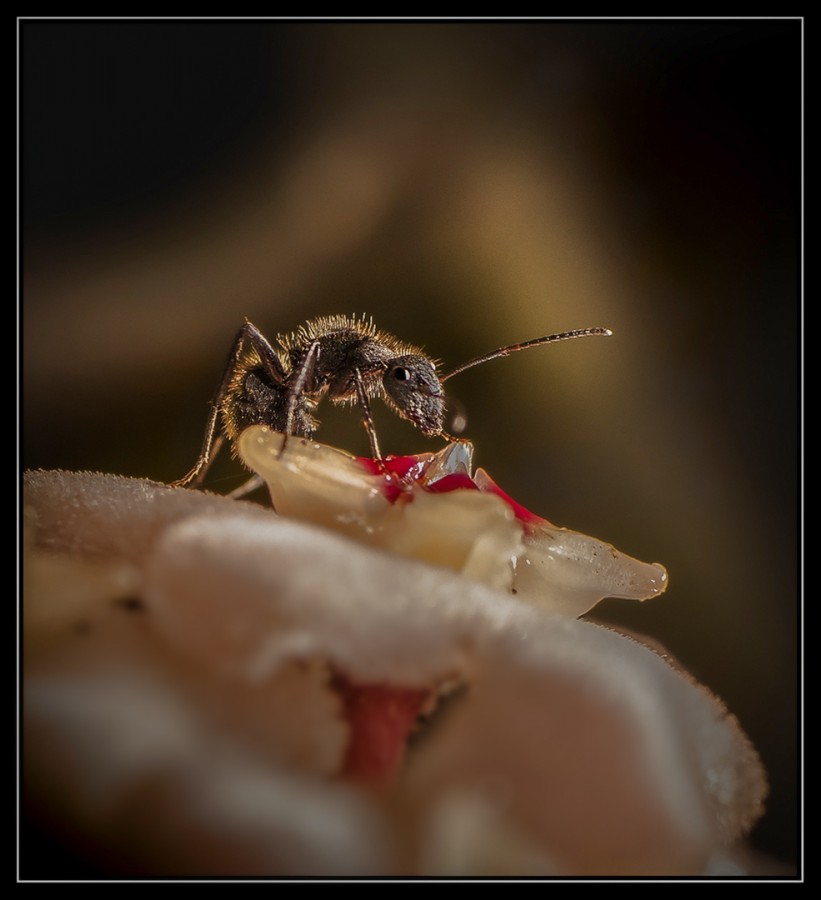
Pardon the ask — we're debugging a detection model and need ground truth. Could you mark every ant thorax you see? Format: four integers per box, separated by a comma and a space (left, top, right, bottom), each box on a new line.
221, 315, 437, 445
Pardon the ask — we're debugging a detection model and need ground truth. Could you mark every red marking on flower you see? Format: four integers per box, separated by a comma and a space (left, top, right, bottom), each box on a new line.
357, 452, 548, 527
423, 472, 480, 495
356, 454, 433, 502
472, 472, 547, 529
332, 675, 429, 786
356, 454, 429, 480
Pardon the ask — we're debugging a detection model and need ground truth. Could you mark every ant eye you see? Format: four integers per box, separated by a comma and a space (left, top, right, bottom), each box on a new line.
392, 366, 410, 382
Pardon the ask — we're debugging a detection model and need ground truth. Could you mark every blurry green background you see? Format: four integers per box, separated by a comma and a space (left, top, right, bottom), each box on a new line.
22, 20, 800, 870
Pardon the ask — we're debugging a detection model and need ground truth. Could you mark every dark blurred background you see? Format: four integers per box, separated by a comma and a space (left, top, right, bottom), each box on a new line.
21, 19, 800, 870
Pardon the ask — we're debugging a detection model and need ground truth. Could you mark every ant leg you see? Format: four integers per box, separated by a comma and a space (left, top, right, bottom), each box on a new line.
280, 339, 321, 457
228, 473, 266, 499
171, 405, 226, 489
172, 433, 225, 489
353, 370, 411, 491
172, 321, 286, 488
353, 368, 386, 468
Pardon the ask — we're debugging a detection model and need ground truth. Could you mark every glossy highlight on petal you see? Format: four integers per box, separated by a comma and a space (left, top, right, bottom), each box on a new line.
472, 468, 668, 617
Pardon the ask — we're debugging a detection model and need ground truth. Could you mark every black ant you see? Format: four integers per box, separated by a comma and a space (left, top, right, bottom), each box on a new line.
172, 313, 612, 490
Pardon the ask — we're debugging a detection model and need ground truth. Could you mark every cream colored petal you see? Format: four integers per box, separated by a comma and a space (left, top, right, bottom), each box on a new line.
25, 671, 388, 876
514, 523, 668, 616
405, 621, 767, 876
22, 469, 767, 876
238, 426, 522, 589
238, 428, 668, 615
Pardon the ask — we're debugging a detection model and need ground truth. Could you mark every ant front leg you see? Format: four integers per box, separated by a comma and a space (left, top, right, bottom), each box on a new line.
353, 368, 387, 470
353, 370, 411, 493
172, 320, 286, 488
279, 339, 321, 458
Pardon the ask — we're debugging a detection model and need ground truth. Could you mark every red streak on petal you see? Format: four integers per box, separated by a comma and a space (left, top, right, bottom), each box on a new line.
473, 473, 547, 528
355, 450, 549, 527
356, 454, 430, 479
356, 454, 433, 503
333, 676, 429, 786
423, 472, 480, 494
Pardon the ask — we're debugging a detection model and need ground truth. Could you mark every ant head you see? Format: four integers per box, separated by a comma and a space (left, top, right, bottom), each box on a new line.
382, 354, 445, 436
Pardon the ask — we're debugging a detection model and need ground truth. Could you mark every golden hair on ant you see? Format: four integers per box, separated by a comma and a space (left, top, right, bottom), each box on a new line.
173, 313, 612, 490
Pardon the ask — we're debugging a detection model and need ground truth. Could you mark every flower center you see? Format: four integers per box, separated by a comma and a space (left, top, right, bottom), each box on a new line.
331, 673, 431, 785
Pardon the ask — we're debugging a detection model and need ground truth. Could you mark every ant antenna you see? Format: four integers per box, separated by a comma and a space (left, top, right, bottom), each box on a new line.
442, 327, 613, 382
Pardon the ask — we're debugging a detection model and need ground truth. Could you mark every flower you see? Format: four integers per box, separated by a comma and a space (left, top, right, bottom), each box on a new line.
238, 427, 668, 617
22, 437, 767, 877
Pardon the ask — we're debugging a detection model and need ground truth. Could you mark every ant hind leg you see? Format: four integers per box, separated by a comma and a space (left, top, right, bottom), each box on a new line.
172, 320, 287, 488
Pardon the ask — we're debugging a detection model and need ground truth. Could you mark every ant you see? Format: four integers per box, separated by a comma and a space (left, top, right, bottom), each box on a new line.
172, 313, 612, 491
